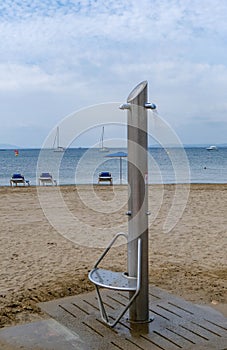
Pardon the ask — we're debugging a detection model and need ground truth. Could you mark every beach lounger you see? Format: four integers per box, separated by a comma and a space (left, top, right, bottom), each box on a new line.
10, 173, 30, 186
98, 171, 112, 185
39, 172, 57, 186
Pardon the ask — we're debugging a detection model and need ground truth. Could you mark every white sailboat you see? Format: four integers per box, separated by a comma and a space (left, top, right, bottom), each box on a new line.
99, 126, 109, 152
53, 127, 65, 152
206, 145, 218, 151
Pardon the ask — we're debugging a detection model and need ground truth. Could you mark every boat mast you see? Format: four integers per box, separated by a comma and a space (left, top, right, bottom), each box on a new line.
57, 127, 60, 148
101, 127, 104, 149
99, 126, 105, 150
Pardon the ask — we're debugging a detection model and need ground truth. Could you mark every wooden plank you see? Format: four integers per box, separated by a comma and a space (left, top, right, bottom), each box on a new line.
158, 301, 194, 318
155, 300, 227, 339
190, 319, 226, 337
124, 335, 163, 350
153, 327, 196, 348
140, 332, 182, 350
166, 323, 208, 345
149, 303, 182, 323
203, 316, 227, 330
185, 337, 227, 350
178, 322, 215, 341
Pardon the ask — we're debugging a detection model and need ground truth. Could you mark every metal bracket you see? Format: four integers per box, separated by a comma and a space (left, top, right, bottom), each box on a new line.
88, 233, 142, 327
144, 102, 156, 109
119, 103, 131, 110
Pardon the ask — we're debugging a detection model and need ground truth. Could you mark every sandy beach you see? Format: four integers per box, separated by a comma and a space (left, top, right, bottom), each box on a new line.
0, 184, 226, 329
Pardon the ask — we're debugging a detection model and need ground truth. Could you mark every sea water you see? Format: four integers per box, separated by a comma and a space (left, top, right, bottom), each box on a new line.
0, 147, 226, 186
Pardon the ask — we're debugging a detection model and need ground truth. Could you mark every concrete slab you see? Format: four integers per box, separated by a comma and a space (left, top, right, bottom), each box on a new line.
0, 319, 85, 350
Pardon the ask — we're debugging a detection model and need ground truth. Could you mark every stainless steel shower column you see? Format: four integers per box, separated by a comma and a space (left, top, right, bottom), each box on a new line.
120, 81, 156, 323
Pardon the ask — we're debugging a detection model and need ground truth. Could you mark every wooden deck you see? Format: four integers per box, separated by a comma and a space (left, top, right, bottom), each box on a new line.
39, 285, 227, 350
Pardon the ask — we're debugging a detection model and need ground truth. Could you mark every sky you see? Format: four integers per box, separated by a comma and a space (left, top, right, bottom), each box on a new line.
0, 0, 227, 148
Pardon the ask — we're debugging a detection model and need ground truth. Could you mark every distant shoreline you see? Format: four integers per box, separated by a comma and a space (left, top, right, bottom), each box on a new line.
0, 181, 227, 190
1, 145, 227, 150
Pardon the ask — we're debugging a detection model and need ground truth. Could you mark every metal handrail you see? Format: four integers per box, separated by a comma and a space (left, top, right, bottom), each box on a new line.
93, 232, 128, 268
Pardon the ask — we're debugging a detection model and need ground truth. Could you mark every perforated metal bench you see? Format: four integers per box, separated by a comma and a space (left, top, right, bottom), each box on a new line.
88, 232, 142, 327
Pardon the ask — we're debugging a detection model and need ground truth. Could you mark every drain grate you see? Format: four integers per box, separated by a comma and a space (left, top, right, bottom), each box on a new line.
39, 286, 227, 350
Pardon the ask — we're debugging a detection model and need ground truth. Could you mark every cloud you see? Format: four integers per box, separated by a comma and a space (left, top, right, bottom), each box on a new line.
0, 0, 227, 146
1, 0, 227, 63
1, 1, 226, 80
0, 63, 87, 93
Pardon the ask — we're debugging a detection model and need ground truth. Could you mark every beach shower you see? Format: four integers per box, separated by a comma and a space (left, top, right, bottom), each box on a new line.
124, 80, 156, 323
89, 81, 156, 326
